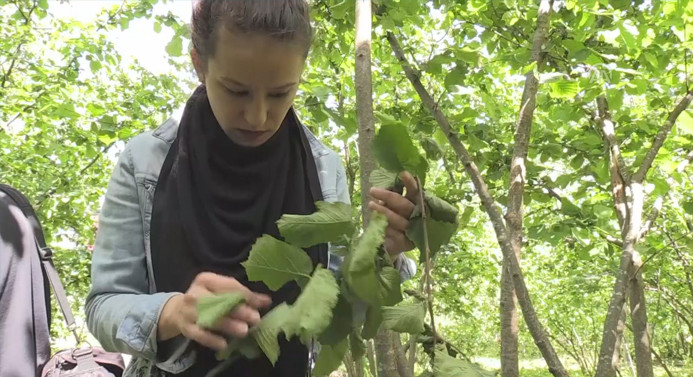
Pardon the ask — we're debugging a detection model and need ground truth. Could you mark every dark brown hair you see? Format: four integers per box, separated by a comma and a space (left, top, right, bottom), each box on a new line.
191, 0, 313, 62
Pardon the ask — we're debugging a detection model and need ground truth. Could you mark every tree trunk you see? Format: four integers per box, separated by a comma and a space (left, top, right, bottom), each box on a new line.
407, 335, 417, 374
500, 265, 519, 377
392, 333, 414, 377
355, 1, 398, 376
629, 252, 654, 377
375, 328, 399, 377
355, 0, 376, 223
345, 350, 361, 377
593, 90, 693, 377
367, 340, 378, 377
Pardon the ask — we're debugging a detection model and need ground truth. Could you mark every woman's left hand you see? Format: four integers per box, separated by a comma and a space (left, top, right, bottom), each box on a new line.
368, 171, 419, 257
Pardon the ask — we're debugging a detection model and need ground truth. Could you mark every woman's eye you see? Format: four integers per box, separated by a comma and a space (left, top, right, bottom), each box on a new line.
269, 92, 289, 98
226, 88, 248, 97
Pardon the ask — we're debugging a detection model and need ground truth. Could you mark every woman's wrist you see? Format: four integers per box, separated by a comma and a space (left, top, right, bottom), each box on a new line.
158, 294, 184, 341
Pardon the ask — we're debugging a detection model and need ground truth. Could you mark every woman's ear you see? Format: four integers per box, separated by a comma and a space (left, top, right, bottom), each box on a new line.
190, 48, 206, 83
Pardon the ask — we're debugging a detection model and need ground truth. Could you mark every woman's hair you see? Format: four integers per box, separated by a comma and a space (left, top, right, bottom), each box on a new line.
191, 0, 313, 62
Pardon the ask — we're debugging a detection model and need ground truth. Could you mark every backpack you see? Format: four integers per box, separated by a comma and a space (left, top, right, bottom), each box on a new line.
0, 184, 125, 377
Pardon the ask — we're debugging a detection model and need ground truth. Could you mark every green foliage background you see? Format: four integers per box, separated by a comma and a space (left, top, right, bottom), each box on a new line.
2, 0, 692, 375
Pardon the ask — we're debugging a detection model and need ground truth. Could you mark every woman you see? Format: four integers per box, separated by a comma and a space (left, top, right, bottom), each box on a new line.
85, 1, 418, 376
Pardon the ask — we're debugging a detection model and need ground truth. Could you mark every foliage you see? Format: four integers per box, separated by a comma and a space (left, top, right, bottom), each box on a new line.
4, 0, 693, 375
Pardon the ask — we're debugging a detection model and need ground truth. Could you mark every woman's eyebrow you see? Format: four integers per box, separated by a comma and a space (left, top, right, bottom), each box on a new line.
220, 76, 297, 90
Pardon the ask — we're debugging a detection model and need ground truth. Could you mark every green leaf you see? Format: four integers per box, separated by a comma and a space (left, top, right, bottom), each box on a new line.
433, 350, 496, 377
677, 110, 693, 135
407, 216, 458, 264
284, 266, 340, 344
370, 168, 399, 190
381, 302, 426, 334
344, 213, 388, 305
89, 60, 101, 72
216, 335, 261, 361
424, 192, 459, 223
683, 201, 693, 215
618, 24, 637, 51
349, 331, 366, 359
277, 201, 355, 248
252, 303, 290, 365
196, 293, 245, 328
373, 124, 428, 182
314, 338, 348, 377
242, 235, 313, 291
378, 266, 403, 306
165, 36, 183, 57
153, 21, 162, 33
318, 293, 353, 345
549, 79, 578, 99
361, 305, 382, 339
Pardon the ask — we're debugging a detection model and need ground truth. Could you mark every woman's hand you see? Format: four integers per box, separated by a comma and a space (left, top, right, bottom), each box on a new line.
157, 272, 271, 351
368, 171, 419, 257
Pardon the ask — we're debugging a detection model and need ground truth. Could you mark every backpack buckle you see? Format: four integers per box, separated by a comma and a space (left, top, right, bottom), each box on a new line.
39, 246, 54, 260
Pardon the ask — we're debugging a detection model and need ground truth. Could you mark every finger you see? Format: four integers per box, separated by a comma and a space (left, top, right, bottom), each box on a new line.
369, 188, 416, 217
194, 272, 271, 309
400, 171, 420, 203
228, 304, 262, 327
368, 201, 409, 231
182, 323, 228, 351
215, 317, 249, 338
384, 236, 414, 256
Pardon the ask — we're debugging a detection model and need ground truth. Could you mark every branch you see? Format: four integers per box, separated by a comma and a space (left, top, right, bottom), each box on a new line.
416, 177, 437, 351
36, 142, 115, 207
603, 234, 624, 247
387, 4, 570, 376
639, 197, 663, 239
595, 96, 629, 229
506, 0, 553, 262
632, 90, 693, 183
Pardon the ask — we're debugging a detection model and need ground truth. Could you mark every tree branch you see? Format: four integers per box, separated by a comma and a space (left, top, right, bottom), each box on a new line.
594, 96, 629, 229
503, 1, 553, 374
632, 90, 693, 183
639, 197, 663, 239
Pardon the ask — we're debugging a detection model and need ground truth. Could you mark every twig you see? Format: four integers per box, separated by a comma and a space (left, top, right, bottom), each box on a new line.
205, 354, 241, 377
651, 347, 675, 377
416, 176, 436, 351
632, 90, 693, 183
631, 231, 693, 279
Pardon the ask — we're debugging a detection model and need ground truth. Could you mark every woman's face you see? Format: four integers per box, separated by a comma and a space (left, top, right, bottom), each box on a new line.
195, 27, 306, 147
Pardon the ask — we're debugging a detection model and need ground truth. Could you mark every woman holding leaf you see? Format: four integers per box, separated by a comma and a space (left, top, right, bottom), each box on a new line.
85, 1, 417, 376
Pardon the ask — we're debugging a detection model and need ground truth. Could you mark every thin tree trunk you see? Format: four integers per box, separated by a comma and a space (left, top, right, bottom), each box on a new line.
367, 340, 378, 377
629, 252, 654, 377
623, 333, 637, 377
345, 350, 360, 377
393, 333, 414, 377
385, 3, 566, 375
595, 90, 693, 377
375, 328, 399, 377
355, 0, 376, 221
355, 1, 398, 375
407, 335, 417, 373
356, 357, 366, 377
500, 267, 519, 377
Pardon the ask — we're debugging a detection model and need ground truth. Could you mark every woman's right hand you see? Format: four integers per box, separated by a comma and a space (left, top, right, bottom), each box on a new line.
157, 272, 272, 351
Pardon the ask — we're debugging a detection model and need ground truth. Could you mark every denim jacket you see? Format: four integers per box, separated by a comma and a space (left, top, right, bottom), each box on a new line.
84, 116, 416, 377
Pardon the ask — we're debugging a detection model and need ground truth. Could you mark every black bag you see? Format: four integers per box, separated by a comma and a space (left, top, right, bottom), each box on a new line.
0, 184, 125, 377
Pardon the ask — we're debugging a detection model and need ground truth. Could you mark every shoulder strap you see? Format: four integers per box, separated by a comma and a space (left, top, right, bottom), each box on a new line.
0, 184, 80, 344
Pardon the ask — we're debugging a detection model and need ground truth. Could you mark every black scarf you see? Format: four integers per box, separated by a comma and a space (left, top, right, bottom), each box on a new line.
150, 85, 326, 376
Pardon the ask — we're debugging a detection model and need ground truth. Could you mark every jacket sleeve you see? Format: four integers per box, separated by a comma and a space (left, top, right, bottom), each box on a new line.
84, 141, 194, 374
